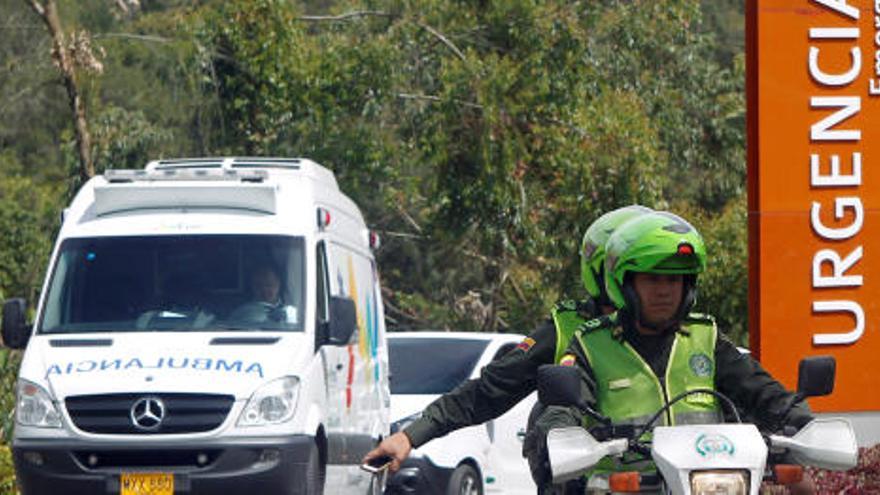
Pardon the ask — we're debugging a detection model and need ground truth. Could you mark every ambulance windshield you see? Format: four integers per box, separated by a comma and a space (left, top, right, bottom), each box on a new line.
38, 235, 305, 334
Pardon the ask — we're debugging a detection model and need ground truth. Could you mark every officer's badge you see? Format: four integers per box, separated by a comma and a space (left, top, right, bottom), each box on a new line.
689, 353, 713, 377
560, 354, 576, 367
580, 318, 602, 331
517, 337, 536, 352
559, 300, 576, 311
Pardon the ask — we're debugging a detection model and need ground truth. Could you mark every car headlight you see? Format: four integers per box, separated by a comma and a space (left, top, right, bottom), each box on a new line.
238, 376, 299, 427
16, 379, 62, 428
690, 470, 749, 495
390, 412, 421, 434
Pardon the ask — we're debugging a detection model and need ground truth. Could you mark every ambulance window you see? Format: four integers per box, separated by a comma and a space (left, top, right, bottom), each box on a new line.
38, 235, 306, 334
316, 241, 329, 324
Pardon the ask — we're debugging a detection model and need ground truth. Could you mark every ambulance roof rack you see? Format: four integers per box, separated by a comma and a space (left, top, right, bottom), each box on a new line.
146, 157, 302, 172
104, 168, 268, 184
136, 157, 339, 190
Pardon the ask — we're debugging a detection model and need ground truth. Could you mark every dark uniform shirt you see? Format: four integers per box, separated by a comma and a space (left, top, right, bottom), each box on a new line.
403, 299, 600, 448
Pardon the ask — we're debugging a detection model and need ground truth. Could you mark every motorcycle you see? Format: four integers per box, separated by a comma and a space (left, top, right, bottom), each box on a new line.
537, 356, 858, 494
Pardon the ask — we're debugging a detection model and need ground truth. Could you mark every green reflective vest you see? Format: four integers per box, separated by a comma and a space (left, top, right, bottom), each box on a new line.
552, 310, 722, 474
550, 299, 599, 364
553, 310, 720, 426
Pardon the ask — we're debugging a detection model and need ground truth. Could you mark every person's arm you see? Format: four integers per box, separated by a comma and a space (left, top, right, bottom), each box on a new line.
404, 320, 558, 447
714, 333, 813, 432
525, 332, 599, 487
363, 321, 557, 470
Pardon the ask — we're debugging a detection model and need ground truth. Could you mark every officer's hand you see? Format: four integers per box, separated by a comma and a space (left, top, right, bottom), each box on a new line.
363, 432, 412, 473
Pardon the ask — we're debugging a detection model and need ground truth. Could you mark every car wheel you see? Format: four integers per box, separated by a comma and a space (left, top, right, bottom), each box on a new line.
304, 442, 325, 495
446, 464, 482, 495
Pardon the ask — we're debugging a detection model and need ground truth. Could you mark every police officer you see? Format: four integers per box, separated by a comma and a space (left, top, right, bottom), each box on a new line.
532, 211, 815, 493
363, 205, 652, 476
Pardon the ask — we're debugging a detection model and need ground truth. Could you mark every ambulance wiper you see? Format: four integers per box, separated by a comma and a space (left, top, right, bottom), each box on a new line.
201, 324, 263, 332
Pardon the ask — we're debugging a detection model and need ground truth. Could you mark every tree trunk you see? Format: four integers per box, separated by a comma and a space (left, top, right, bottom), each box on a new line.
26, 0, 94, 183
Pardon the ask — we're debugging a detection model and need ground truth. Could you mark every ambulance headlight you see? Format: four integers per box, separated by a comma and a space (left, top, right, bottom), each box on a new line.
16, 379, 62, 428
690, 470, 749, 495
238, 376, 299, 426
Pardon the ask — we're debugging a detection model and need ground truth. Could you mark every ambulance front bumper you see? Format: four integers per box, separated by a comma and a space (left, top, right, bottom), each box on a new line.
13, 434, 315, 495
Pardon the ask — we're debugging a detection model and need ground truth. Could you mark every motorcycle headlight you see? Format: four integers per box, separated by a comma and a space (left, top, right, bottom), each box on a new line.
690, 470, 749, 495
237, 376, 299, 427
16, 379, 62, 428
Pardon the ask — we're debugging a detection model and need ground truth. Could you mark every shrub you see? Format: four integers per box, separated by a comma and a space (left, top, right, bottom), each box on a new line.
0, 445, 17, 495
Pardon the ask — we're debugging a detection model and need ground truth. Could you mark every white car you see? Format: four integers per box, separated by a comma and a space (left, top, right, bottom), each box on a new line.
386, 332, 538, 495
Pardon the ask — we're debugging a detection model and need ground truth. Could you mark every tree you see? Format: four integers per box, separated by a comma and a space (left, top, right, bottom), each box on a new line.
188, 0, 746, 333
24, 0, 103, 183
0, 0, 750, 337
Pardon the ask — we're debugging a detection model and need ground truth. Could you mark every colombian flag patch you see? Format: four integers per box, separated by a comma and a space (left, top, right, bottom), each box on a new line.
516, 337, 536, 352
560, 354, 576, 367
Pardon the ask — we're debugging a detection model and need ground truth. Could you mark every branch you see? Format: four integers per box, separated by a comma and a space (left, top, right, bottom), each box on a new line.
397, 93, 482, 110
25, 0, 94, 181
543, 116, 589, 138
376, 230, 422, 240
297, 10, 465, 63
416, 21, 465, 62
507, 272, 528, 304
114, 0, 130, 15
0, 83, 44, 113
93, 33, 172, 43
380, 287, 422, 324
461, 249, 501, 267
0, 25, 43, 31
394, 202, 423, 234
298, 11, 395, 22
25, 0, 44, 17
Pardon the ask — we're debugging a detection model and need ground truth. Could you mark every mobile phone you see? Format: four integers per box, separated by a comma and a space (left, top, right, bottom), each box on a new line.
360, 455, 393, 474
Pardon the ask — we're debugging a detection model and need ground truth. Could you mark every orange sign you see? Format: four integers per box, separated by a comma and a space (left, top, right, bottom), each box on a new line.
748, 0, 880, 411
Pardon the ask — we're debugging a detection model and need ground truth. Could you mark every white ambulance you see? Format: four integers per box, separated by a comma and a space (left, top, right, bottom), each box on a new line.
1, 157, 391, 495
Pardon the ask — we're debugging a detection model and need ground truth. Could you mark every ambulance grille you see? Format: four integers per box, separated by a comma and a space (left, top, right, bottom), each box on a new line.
65, 393, 235, 434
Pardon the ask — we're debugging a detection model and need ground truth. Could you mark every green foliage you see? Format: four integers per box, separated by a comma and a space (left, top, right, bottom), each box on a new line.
0, 349, 20, 493
0, 0, 747, 337
0, 350, 21, 445
0, 171, 60, 304
678, 195, 749, 345
90, 106, 174, 172
0, 442, 17, 495
196, 0, 308, 154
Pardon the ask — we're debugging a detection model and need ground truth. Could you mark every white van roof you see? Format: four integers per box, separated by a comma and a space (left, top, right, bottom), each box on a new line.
60, 157, 369, 246
144, 157, 339, 190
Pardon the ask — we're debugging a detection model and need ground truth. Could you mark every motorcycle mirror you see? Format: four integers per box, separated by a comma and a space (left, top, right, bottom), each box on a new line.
537, 364, 582, 408
769, 418, 858, 471
547, 427, 628, 484
797, 356, 835, 398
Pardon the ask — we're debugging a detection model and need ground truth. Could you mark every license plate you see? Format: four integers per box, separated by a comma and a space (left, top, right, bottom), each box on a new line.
120, 472, 174, 495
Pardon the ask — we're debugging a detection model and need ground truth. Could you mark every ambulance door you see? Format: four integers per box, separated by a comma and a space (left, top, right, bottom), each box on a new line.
316, 240, 351, 466
325, 242, 381, 461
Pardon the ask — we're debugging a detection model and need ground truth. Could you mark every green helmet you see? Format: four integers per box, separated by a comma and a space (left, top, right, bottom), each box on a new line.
604, 211, 706, 317
581, 205, 653, 302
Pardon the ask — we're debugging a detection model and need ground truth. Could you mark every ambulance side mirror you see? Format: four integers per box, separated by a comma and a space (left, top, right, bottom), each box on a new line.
2, 298, 31, 350
327, 296, 357, 346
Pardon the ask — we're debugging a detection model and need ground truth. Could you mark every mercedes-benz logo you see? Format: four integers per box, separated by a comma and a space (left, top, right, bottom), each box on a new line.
130, 397, 166, 431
